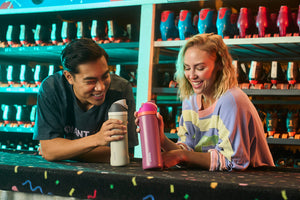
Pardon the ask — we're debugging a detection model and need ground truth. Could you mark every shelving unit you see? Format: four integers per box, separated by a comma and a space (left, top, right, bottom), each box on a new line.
0, 0, 299, 160
0, 0, 144, 153
0, 126, 33, 134
144, 0, 300, 162
0, 87, 38, 93
0, 43, 141, 64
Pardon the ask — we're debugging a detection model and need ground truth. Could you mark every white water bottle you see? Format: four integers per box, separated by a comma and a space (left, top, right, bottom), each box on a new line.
108, 99, 129, 166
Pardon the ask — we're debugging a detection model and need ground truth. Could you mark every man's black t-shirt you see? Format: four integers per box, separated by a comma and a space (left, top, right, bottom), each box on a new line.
33, 71, 138, 148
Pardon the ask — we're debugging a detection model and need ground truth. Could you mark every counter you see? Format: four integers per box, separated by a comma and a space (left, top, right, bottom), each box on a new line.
0, 151, 299, 200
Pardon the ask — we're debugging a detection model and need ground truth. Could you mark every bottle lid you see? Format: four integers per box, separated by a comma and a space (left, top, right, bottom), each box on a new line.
138, 102, 157, 116
108, 99, 128, 112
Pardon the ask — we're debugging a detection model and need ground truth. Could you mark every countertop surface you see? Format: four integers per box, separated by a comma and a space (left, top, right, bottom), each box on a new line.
0, 151, 299, 200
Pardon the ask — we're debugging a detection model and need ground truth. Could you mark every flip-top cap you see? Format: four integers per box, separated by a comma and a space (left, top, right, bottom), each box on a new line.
138, 102, 158, 116
108, 99, 128, 112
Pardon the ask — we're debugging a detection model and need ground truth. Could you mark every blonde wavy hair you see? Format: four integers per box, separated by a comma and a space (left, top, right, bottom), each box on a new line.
175, 33, 238, 100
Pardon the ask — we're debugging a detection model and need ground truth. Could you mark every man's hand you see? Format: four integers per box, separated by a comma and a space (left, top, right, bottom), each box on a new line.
134, 111, 140, 132
95, 119, 127, 146
39, 119, 126, 162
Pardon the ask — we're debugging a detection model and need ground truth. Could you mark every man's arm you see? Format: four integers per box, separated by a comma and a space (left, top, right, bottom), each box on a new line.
40, 137, 111, 162
74, 146, 111, 163
40, 119, 126, 162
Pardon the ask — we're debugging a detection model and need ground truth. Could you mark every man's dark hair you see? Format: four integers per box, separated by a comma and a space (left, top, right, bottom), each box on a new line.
61, 38, 109, 74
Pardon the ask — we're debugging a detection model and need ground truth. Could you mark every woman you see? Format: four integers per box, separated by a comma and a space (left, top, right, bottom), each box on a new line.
136, 33, 274, 171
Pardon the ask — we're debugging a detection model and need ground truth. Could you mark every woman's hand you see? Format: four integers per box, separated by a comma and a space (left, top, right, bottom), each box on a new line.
161, 149, 187, 168
134, 111, 140, 133
157, 112, 166, 146
135, 111, 166, 145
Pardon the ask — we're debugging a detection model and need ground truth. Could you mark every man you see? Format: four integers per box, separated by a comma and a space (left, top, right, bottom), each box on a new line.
33, 38, 138, 162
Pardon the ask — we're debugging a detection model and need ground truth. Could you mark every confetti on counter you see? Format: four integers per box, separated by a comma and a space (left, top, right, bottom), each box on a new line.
170, 184, 174, 193
44, 171, 47, 179
22, 180, 43, 193
0, 152, 298, 200
11, 186, 18, 192
87, 189, 97, 199
142, 194, 154, 200
210, 182, 218, 189
69, 188, 75, 196
132, 176, 137, 186
14, 166, 18, 173
184, 194, 189, 199
281, 190, 288, 200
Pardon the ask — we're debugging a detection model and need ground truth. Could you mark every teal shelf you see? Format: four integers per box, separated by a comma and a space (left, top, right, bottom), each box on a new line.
0, 42, 175, 65
0, 126, 34, 134
165, 133, 178, 139
0, 43, 140, 65
0, 86, 137, 94
153, 87, 178, 94
0, 87, 39, 94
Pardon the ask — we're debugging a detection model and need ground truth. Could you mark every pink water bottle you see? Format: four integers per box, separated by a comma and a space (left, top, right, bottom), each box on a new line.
138, 102, 163, 170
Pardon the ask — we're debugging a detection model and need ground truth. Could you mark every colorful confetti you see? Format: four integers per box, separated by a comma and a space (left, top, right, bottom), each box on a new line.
142, 194, 154, 200
69, 188, 75, 196
132, 176, 137, 186
14, 166, 18, 173
2, 152, 299, 200
44, 171, 47, 179
22, 180, 43, 193
210, 182, 218, 189
11, 186, 18, 192
281, 190, 288, 200
170, 184, 174, 193
87, 189, 97, 199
